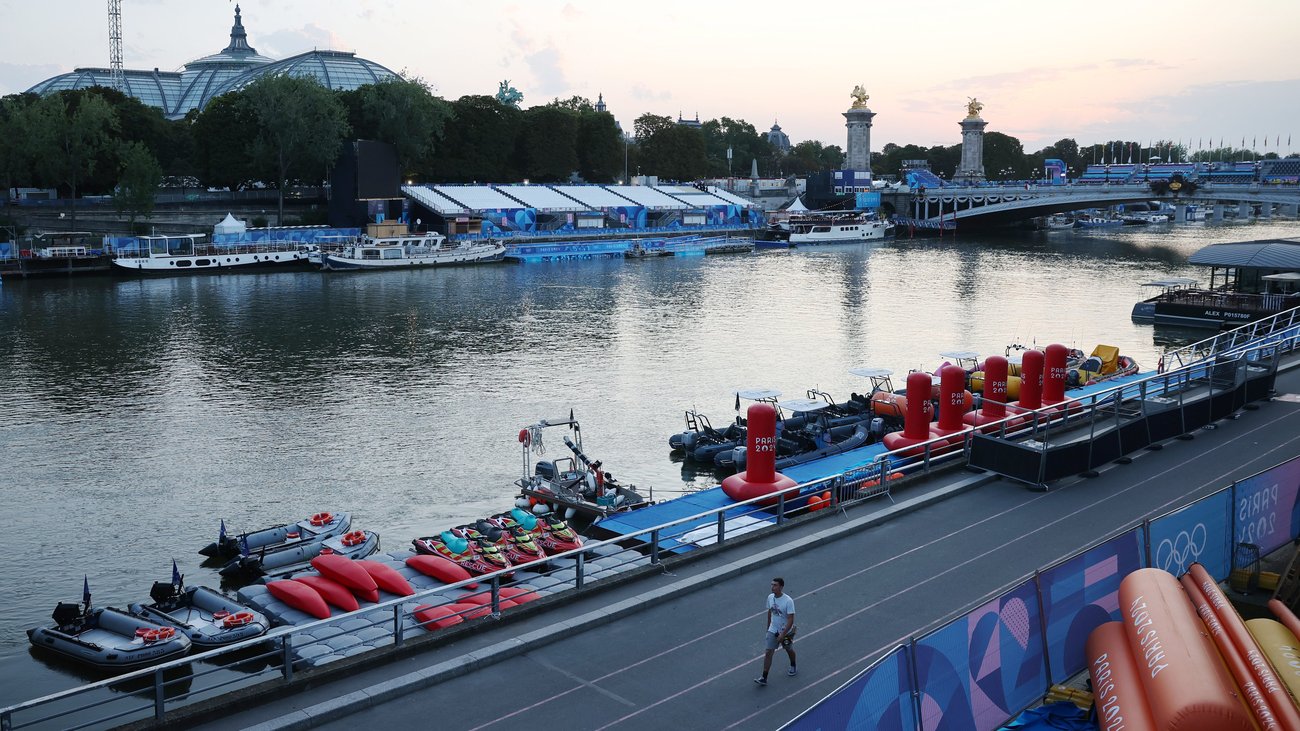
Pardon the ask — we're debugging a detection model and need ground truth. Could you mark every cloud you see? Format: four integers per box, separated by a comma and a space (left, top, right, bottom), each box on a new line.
629, 84, 672, 103
0, 62, 65, 96
256, 24, 346, 57
562, 3, 582, 19
525, 47, 568, 95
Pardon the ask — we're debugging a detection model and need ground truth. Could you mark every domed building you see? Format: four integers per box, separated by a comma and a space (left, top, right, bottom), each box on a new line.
767, 121, 792, 154
26, 5, 398, 120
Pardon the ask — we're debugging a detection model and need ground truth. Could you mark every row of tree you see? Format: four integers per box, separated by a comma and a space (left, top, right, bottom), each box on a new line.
2, 74, 1293, 230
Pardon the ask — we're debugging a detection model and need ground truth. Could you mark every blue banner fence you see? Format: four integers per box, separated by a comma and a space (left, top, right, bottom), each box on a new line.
784, 452, 1300, 731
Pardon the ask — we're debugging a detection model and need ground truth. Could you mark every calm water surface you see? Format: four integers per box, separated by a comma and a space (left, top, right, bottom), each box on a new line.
4, 219, 1300, 704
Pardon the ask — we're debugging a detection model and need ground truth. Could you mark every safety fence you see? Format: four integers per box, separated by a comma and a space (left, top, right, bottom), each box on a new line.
1160, 304, 1300, 372
3, 328, 1296, 729
782, 452, 1300, 731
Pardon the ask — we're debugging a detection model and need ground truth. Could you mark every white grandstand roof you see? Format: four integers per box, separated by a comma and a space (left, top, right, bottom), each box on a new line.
496, 185, 586, 212
553, 185, 637, 208
403, 185, 467, 215
606, 185, 687, 209
657, 185, 734, 207
433, 185, 525, 210
707, 186, 757, 206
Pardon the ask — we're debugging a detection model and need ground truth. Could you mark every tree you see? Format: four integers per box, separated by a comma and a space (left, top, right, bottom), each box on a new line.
517, 105, 579, 181
340, 76, 452, 178
431, 95, 523, 182
241, 75, 350, 224
0, 95, 36, 227
113, 141, 162, 230
28, 92, 119, 229
784, 140, 843, 176
190, 93, 259, 190
701, 117, 771, 178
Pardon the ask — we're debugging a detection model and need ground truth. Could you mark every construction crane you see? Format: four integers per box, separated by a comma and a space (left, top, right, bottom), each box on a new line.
107, 0, 124, 91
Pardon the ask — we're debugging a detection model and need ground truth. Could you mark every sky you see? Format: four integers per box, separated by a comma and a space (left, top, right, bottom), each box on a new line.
2, 0, 1299, 155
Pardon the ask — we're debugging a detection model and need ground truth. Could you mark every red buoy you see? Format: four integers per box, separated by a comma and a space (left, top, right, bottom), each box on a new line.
965, 355, 1008, 429
1012, 349, 1043, 414
883, 372, 935, 454
1042, 343, 1068, 405
930, 364, 971, 438
721, 403, 796, 504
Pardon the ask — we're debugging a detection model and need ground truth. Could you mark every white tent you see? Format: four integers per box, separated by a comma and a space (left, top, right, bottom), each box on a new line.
783, 196, 809, 212
214, 213, 247, 236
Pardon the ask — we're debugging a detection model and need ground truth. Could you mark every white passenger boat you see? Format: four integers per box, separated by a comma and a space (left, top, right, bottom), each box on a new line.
319, 233, 505, 271
112, 234, 311, 273
788, 213, 892, 245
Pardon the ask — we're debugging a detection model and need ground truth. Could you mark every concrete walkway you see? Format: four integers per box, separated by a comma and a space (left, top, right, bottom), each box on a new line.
191, 366, 1300, 731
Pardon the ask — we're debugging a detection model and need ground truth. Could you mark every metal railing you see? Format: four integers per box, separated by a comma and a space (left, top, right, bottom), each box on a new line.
6, 332, 1298, 730
1160, 304, 1300, 371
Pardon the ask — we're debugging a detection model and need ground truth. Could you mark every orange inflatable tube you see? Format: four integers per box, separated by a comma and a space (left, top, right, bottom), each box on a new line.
1086, 621, 1158, 731
1119, 568, 1255, 730
1181, 572, 1293, 731
1187, 564, 1300, 730
1246, 618, 1300, 705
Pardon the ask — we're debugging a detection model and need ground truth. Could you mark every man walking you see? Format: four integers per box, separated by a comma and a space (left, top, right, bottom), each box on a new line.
755, 577, 796, 685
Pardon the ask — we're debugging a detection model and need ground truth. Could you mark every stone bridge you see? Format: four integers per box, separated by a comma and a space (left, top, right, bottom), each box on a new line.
880, 182, 1300, 229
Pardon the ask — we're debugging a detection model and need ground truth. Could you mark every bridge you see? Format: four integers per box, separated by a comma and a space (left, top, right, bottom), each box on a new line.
879, 159, 1300, 229
881, 181, 1300, 229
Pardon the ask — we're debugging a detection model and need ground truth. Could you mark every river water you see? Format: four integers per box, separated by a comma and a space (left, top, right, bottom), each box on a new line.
4, 219, 1299, 706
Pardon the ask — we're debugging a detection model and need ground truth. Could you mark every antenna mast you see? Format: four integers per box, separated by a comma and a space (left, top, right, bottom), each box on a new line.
107, 0, 124, 91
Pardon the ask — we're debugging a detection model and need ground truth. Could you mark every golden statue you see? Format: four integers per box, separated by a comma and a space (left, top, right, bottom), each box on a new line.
850, 85, 869, 109
965, 97, 984, 118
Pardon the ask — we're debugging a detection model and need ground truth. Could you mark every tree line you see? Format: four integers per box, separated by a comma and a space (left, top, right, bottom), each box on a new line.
1, 74, 1292, 232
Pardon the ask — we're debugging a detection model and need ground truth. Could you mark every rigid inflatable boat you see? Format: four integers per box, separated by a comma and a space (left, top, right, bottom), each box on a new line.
130, 579, 268, 650
28, 603, 192, 671
200, 511, 352, 559
219, 529, 380, 581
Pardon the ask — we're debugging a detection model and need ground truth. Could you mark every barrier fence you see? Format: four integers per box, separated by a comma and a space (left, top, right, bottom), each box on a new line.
782, 454, 1300, 731
3, 319, 1298, 730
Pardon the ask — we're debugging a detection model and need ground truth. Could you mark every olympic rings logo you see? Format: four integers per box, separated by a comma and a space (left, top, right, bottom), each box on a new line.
1155, 523, 1208, 575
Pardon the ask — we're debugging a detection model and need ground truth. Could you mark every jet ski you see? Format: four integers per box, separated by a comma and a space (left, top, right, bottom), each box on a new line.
498, 508, 585, 555
475, 518, 548, 568
411, 530, 513, 577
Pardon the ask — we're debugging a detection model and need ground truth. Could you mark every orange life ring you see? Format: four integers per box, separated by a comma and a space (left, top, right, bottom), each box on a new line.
142, 629, 163, 643
319, 547, 335, 555
309, 512, 333, 526
135, 627, 152, 638
212, 610, 231, 620
155, 626, 176, 640
518, 429, 530, 446
223, 611, 255, 629
341, 530, 367, 547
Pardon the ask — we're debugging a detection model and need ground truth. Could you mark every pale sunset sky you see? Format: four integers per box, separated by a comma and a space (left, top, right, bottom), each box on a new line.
2, 0, 1298, 153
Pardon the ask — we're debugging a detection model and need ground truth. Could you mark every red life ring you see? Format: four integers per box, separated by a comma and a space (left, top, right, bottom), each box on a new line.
341, 530, 367, 547
518, 429, 530, 446
212, 610, 231, 620
309, 512, 334, 526
142, 629, 163, 643
223, 611, 255, 629
135, 627, 152, 638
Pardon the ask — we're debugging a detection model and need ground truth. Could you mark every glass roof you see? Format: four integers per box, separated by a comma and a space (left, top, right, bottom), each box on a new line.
213, 51, 398, 97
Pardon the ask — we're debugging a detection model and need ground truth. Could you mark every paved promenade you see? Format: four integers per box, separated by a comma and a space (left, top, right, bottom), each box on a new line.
195, 367, 1300, 731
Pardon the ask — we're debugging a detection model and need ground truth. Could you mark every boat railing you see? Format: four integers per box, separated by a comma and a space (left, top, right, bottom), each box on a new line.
6, 333, 1300, 730
1160, 303, 1300, 372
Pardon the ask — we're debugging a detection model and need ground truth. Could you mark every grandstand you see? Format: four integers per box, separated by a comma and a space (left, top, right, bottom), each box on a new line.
1263, 159, 1300, 184
401, 182, 760, 240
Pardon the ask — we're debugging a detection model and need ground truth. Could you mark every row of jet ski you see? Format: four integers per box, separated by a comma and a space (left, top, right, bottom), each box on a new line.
411, 508, 586, 577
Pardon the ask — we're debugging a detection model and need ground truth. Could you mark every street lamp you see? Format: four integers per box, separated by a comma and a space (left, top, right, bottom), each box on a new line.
727, 145, 733, 181
623, 133, 629, 185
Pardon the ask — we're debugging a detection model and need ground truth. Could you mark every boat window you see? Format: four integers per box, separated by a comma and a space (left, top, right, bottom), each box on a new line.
175, 260, 191, 267
195, 259, 211, 266
382, 248, 403, 259
813, 226, 831, 233
362, 249, 381, 260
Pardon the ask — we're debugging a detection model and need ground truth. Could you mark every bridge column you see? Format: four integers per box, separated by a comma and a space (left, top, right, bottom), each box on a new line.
1285, 204, 1299, 218
1260, 203, 1272, 219
1213, 204, 1225, 221
1174, 203, 1187, 223
1239, 201, 1252, 219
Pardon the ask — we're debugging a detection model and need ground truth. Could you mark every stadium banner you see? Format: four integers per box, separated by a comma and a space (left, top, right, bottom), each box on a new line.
1037, 527, 1144, 684
1148, 488, 1233, 581
783, 645, 917, 731
913, 578, 1046, 731
1233, 454, 1300, 555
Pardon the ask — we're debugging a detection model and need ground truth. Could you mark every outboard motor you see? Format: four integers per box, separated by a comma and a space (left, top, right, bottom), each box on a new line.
534, 460, 557, 481
149, 581, 183, 607
51, 602, 84, 629
869, 417, 885, 438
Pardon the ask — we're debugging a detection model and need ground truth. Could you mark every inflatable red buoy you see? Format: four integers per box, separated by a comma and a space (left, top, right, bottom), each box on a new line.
882, 372, 935, 455
929, 364, 971, 444
721, 403, 796, 506
1008, 348, 1043, 425
965, 355, 1008, 431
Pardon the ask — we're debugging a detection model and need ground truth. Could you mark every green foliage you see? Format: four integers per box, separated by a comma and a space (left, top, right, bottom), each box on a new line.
576, 111, 623, 183
782, 141, 844, 175
339, 76, 452, 177
983, 132, 1027, 179
0, 95, 37, 221
191, 93, 258, 189
518, 105, 579, 182
113, 141, 163, 225
700, 118, 772, 178
431, 95, 523, 182
28, 91, 119, 228
240, 75, 350, 223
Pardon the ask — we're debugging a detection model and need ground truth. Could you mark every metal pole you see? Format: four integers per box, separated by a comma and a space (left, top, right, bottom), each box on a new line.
153, 668, 165, 720
650, 529, 660, 564
575, 553, 585, 590
394, 605, 405, 646
282, 635, 294, 682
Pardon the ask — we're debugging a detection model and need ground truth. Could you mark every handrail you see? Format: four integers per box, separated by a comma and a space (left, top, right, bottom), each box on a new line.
5, 332, 1298, 730
1160, 304, 1300, 371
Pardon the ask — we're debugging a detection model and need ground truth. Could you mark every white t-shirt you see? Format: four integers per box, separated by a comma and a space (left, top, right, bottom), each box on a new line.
767, 592, 795, 634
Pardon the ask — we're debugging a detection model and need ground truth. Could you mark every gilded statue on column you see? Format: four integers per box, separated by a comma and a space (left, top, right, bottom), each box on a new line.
850, 85, 869, 109
965, 97, 984, 119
